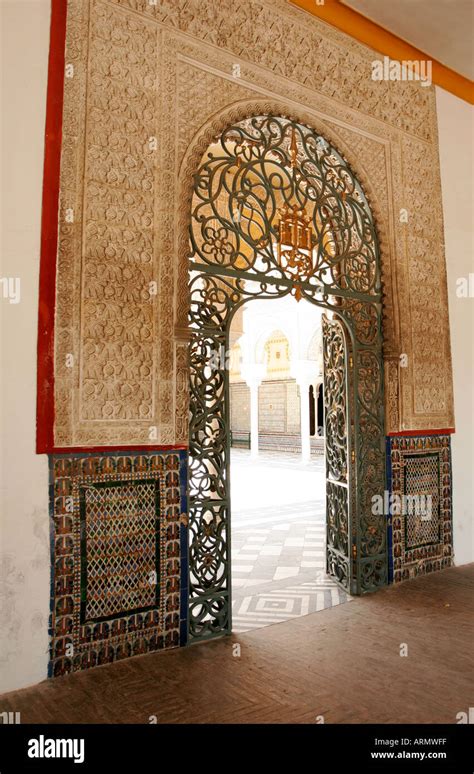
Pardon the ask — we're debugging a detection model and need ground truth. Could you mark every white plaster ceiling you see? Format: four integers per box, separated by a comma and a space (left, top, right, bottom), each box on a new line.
341, 0, 474, 80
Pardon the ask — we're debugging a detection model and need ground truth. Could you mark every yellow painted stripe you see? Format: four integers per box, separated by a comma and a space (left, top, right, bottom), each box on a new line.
291, 0, 474, 104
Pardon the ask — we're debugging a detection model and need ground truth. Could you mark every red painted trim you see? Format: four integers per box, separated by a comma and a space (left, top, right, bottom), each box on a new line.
50, 445, 189, 454
387, 428, 455, 437
36, 0, 68, 454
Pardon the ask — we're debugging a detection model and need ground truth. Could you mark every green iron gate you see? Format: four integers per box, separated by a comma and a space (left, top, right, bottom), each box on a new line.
187, 115, 386, 640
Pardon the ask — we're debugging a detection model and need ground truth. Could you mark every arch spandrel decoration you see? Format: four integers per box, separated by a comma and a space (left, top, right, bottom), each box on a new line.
50, 3, 455, 451
187, 114, 386, 641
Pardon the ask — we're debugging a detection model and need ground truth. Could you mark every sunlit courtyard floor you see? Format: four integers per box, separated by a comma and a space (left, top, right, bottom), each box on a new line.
230, 449, 351, 632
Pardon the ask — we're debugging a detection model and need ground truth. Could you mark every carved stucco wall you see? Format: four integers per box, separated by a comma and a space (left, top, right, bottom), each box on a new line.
54, 0, 454, 448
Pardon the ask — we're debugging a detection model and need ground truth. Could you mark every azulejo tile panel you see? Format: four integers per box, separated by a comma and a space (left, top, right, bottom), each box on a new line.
387, 435, 453, 584
48, 450, 188, 677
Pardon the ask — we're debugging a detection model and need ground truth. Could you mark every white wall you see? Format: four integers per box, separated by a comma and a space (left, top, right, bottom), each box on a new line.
0, 1, 51, 692
436, 87, 474, 567
0, 5, 471, 696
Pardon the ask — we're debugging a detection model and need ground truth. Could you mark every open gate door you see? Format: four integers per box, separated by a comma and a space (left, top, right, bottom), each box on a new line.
322, 314, 353, 594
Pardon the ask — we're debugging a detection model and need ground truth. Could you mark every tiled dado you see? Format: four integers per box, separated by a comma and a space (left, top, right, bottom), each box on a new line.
387, 435, 453, 584
47, 438, 453, 675
48, 449, 188, 678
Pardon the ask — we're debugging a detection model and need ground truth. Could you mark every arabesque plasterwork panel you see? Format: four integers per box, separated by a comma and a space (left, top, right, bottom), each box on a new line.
53, 0, 454, 447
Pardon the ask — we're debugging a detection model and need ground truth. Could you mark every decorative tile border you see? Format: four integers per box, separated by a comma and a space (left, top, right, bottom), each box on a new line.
386, 435, 453, 584
48, 449, 188, 677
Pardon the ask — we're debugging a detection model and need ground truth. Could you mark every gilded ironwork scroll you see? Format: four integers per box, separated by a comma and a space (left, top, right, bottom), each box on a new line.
188, 115, 386, 641
190, 116, 380, 299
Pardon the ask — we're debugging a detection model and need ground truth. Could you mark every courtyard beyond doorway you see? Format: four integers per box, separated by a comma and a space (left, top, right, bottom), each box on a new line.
231, 449, 351, 632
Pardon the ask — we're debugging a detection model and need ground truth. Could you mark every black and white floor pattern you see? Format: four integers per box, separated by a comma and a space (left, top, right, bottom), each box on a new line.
231, 449, 351, 633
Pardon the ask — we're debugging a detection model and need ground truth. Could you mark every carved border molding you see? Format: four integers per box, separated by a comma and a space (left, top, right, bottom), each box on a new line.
51, 0, 454, 448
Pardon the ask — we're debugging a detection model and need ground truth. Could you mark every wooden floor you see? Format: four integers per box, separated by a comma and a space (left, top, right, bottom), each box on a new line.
1, 565, 472, 724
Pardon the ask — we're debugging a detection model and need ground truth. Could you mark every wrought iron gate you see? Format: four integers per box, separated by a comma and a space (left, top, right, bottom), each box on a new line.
322, 314, 352, 592
187, 115, 386, 641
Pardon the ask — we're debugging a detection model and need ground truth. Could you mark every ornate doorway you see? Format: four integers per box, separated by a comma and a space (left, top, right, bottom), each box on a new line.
187, 115, 386, 642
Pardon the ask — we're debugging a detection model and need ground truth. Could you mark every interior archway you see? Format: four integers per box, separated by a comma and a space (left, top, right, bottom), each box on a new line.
187, 114, 386, 642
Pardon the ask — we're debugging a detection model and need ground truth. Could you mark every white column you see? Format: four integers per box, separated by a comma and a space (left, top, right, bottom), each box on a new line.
249, 379, 260, 459
291, 360, 320, 464
241, 363, 266, 459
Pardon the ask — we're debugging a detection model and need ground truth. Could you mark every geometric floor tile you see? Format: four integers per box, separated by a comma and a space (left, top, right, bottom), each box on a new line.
232, 580, 351, 632
231, 450, 351, 633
